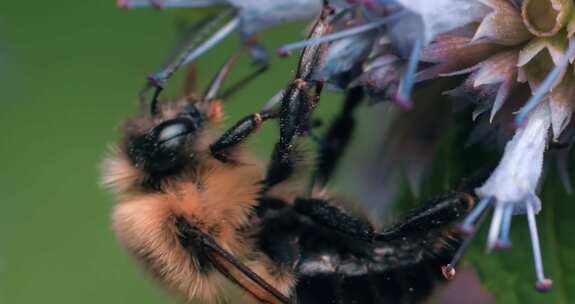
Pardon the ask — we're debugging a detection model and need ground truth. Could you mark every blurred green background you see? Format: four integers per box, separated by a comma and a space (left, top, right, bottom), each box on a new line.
2, 2, 574, 304
0, 1, 339, 303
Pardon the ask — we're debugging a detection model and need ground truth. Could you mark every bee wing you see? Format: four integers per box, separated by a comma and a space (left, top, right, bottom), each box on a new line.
175, 217, 290, 304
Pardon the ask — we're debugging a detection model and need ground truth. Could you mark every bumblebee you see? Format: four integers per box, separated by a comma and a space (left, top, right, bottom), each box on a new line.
103, 6, 473, 304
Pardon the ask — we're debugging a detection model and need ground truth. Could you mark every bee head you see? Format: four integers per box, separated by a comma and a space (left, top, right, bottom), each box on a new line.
123, 98, 222, 177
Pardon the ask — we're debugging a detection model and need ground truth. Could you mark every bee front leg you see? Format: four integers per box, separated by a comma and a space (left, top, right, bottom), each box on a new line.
210, 111, 279, 163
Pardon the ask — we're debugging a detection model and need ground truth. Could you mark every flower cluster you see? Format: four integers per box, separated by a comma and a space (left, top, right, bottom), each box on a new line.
277, 0, 574, 292
119, 0, 575, 294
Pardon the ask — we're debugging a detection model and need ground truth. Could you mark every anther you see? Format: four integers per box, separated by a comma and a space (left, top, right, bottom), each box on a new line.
536, 279, 553, 293
276, 48, 291, 58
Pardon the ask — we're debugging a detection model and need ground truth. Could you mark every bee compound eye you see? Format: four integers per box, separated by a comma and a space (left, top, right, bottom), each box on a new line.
128, 118, 197, 174
157, 122, 189, 148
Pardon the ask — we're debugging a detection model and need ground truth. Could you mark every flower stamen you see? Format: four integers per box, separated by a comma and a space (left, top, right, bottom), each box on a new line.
515, 39, 575, 127
494, 204, 513, 250
459, 197, 492, 234
395, 34, 423, 109
526, 202, 553, 292
276, 13, 405, 57
487, 204, 505, 250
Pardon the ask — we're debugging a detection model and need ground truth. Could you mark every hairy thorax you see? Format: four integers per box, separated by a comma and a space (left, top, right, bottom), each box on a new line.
105, 145, 295, 302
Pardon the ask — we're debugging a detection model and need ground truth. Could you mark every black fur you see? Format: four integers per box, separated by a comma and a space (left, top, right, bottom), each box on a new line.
294, 198, 374, 241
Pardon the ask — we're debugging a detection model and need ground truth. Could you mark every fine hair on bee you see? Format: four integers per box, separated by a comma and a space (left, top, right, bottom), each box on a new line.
102, 3, 475, 304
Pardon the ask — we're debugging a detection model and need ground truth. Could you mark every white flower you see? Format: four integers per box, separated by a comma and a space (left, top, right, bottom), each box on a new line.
394, 0, 490, 44
460, 101, 553, 292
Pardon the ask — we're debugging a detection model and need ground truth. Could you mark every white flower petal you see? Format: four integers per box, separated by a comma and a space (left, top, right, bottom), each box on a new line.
229, 0, 322, 36
475, 101, 550, 212
396, 0, 490, 44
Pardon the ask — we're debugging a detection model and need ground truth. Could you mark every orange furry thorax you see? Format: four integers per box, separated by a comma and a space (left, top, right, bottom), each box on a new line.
104, 140, 265, 297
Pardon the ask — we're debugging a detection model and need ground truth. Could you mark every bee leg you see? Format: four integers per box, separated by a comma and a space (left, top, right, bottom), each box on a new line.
210, 111, 279, 163
292, 193, 473, 244
294, 198, 375, 241
375, 192, 474, 242
280, 0, 334, 141
147, 8, 238, 88
139, 9, 237, 114
313, 86, 364, 187
264, 6, 333, 190
208, 9, 329, 168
